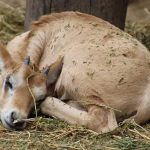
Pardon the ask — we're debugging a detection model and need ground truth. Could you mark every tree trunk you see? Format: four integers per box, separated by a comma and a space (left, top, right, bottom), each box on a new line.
25, 0, 128, 30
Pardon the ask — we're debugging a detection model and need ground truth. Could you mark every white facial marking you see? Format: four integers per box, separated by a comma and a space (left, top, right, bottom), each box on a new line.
0, 58, 5, 70
32, 86, 46, 101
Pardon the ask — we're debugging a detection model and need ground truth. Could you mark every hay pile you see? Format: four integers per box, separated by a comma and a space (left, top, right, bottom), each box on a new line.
126, 21, 150, 50
0, 118, 150, 150
0, 2, 150, 149
0, 1, 24, 44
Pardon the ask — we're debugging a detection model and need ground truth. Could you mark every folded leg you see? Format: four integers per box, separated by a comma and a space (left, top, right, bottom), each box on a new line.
40, 97, 90, 126
40, 96, 118, 133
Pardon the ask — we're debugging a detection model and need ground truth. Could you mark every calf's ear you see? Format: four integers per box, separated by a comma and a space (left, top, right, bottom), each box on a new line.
43, 56, 64, 85
0, 43, 15, 73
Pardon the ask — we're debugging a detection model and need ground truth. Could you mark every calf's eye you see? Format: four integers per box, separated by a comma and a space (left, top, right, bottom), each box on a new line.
5, 76, 13, 89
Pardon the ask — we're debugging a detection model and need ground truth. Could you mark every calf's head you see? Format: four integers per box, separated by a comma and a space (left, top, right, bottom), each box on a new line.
0, 44, 63, 130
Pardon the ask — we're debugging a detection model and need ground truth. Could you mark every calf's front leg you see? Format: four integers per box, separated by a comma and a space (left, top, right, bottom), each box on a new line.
40, 97, 118, 133
40, 97, 91, 126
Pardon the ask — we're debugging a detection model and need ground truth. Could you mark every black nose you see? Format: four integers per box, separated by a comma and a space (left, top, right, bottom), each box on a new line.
5, 111, 26, 130
14, 120, 26, 128
10, 111, 17, 122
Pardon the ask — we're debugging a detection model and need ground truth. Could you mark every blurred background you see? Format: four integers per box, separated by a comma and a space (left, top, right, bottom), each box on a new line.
0, 0, 149, 48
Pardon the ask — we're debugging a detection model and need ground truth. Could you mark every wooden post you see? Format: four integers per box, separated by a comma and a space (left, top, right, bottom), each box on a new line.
25, 0, 128, 30
24, 0, 51, 30
90, 0, 128, 30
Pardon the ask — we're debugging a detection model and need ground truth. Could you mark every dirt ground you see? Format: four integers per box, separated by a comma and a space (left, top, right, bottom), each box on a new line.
0, 1, 150, 150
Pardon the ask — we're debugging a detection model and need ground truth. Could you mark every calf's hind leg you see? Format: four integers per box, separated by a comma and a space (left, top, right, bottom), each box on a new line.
132, 102, 150, 125
40, 97, 118, 133
130, 86, 150, 125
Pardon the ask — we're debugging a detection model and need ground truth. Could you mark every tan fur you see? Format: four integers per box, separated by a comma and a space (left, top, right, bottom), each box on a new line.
0, 44, 49, 129
2, 11, 150, 132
